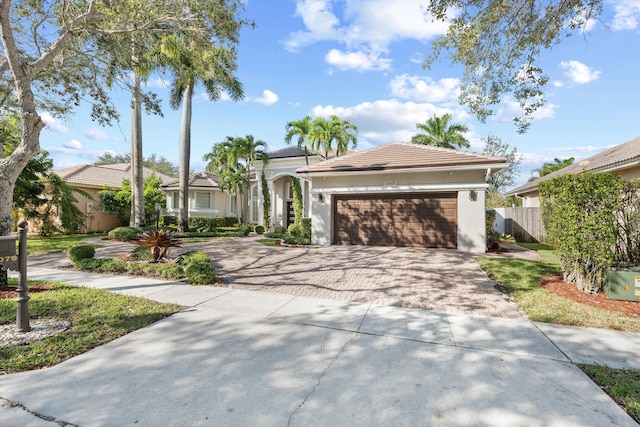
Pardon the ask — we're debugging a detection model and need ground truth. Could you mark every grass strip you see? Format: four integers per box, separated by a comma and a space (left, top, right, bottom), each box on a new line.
26, 233, 106, 255
477, 256, 640, 332
580, 363, 640, 423
1, 280, 184, 374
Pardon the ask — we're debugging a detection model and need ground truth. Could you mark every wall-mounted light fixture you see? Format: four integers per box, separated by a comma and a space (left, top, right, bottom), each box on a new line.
469, 190, 477, 201
318, 193, 324, 203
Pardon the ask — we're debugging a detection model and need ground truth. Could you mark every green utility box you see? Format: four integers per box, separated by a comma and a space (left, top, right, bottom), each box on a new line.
606, 264, 640, 302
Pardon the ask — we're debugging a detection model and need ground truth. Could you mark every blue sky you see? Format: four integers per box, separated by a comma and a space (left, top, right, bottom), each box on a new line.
40, 0, 640, 187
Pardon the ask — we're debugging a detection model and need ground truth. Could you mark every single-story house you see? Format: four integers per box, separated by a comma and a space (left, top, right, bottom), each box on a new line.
161, 143, 507, 253
506, 136, 640, 207
54, 163, 173, 232
256, 142, 508, 253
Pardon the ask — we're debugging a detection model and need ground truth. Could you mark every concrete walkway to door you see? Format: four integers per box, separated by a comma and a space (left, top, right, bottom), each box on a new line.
190, 238, 523, 319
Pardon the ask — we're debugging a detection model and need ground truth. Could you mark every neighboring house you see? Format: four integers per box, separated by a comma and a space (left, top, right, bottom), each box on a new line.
257, 142, 508, 253
54, 163, 174, 232
161, 172, 236, 219
506, 136, 640, 207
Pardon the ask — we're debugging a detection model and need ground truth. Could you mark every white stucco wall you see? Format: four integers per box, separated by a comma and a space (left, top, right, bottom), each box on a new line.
457, 190, 487, 253
310, 192, 332, 246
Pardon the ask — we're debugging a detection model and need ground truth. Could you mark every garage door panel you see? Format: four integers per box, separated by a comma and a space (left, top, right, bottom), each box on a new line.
334, 193, 457, 248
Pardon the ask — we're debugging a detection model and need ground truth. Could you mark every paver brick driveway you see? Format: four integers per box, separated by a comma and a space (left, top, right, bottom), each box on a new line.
197, 238, 522, 319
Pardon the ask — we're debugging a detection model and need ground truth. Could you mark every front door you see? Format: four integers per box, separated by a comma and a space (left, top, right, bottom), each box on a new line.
286, 201, 295, 227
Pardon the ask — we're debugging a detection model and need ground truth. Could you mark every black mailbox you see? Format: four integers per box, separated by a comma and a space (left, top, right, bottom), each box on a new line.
0, 236, 17, 256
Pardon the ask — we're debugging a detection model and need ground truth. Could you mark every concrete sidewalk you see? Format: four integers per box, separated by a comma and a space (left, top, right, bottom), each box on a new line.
2, 268, 639, 425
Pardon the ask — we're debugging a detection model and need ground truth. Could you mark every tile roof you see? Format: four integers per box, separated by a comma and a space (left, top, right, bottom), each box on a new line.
161, 172, 221, 189
506, 136, 640, 196
268, 146, 355, 160
54, 164, 174, 188
296, 142, 507, 174
269, 146, 318, 159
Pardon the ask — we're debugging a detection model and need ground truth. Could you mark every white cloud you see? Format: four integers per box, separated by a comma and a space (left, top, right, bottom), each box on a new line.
388, 74, 460, 103
40, 112, 68, 134
612, 0, 640, 30
64, 139, 82, 150
325, 48, 392, 71
85, 128, 110, 141
253, 89, 279, 106
560, 60, 601, 84
552, 80, 565, 88
285, 0, 450, 71
492, 99, 558, 123
311, 99, 469, 144
545, 145, 603, 153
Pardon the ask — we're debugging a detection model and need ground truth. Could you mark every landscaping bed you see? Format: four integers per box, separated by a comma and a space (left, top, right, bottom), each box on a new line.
541, 275, 640, 317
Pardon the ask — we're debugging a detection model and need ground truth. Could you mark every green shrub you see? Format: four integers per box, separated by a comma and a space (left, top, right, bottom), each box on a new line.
108, 226, 142, 241
254, 225, 265, 234
160, 215, 178, 226
274, 226, 287, 234
281, 234, 311, 245
265, 232, 285, 239
185, 260, 217, 284
300, 217, 312, 239
188, 216, 238, 232
131, 245, 152, 261
153, 264, 184, 280
75, 258, 109, 270
238, 224, 252, 236
178, 251, 210, 265
288, 223, 301, 237
67, 244, 96, 263
539, 172, 640, 294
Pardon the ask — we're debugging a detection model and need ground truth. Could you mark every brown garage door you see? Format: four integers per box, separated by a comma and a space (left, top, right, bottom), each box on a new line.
334, 193, 457, 248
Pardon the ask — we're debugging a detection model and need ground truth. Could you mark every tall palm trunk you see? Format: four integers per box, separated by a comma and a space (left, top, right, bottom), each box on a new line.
178, 82, 194, 232
130, 71, 145, 227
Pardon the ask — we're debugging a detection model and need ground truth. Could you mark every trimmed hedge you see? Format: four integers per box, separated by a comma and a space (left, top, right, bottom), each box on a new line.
540, 172, 640, 294
254, 225, 265, 234
67, 244, 96, 263
73, 249, 216, 284
160, 215, 178, 226
185, 260, 217, 284
300, 217, 312, 239
188, 216, 238, 232
108, 226, 142, 241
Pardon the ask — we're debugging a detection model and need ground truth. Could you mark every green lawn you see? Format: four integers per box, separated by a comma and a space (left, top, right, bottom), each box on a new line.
26, 233, 106, 255
478, 248, 640, 333
580, 363, 640, 423
1, 279, 183, 374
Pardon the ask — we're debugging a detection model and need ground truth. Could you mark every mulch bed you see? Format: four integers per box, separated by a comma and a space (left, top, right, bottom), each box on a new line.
540, 275, 640, 317
0, 284, 55, 299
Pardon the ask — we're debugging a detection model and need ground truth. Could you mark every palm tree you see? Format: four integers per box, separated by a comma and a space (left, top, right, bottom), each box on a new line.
330, 115, 358, 156
309, 115, 358, 159
203, 134, 269, 222
411, 113, 470, 149
235, 134, 270, 188
529, 157, 575, 181
160, 34, 244, 232
285, 116, 313, 165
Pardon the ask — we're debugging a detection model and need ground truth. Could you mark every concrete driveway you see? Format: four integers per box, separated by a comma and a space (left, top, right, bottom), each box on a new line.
193, 238, 522, 319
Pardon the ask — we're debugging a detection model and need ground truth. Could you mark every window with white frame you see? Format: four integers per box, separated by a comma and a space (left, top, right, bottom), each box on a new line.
195, 192, 211, 209
172, 191, 179, 209
251, 185, 259, 223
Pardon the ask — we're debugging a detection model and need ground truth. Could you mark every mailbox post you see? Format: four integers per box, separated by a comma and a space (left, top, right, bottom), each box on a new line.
15, 221, 30, 332
0, 221, 29, 332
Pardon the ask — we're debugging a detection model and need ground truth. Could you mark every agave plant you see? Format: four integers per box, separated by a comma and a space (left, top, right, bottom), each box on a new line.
136, 230, 181, 262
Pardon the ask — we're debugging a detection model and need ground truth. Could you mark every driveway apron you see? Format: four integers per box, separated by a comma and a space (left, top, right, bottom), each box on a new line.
193, 238, 522, 319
